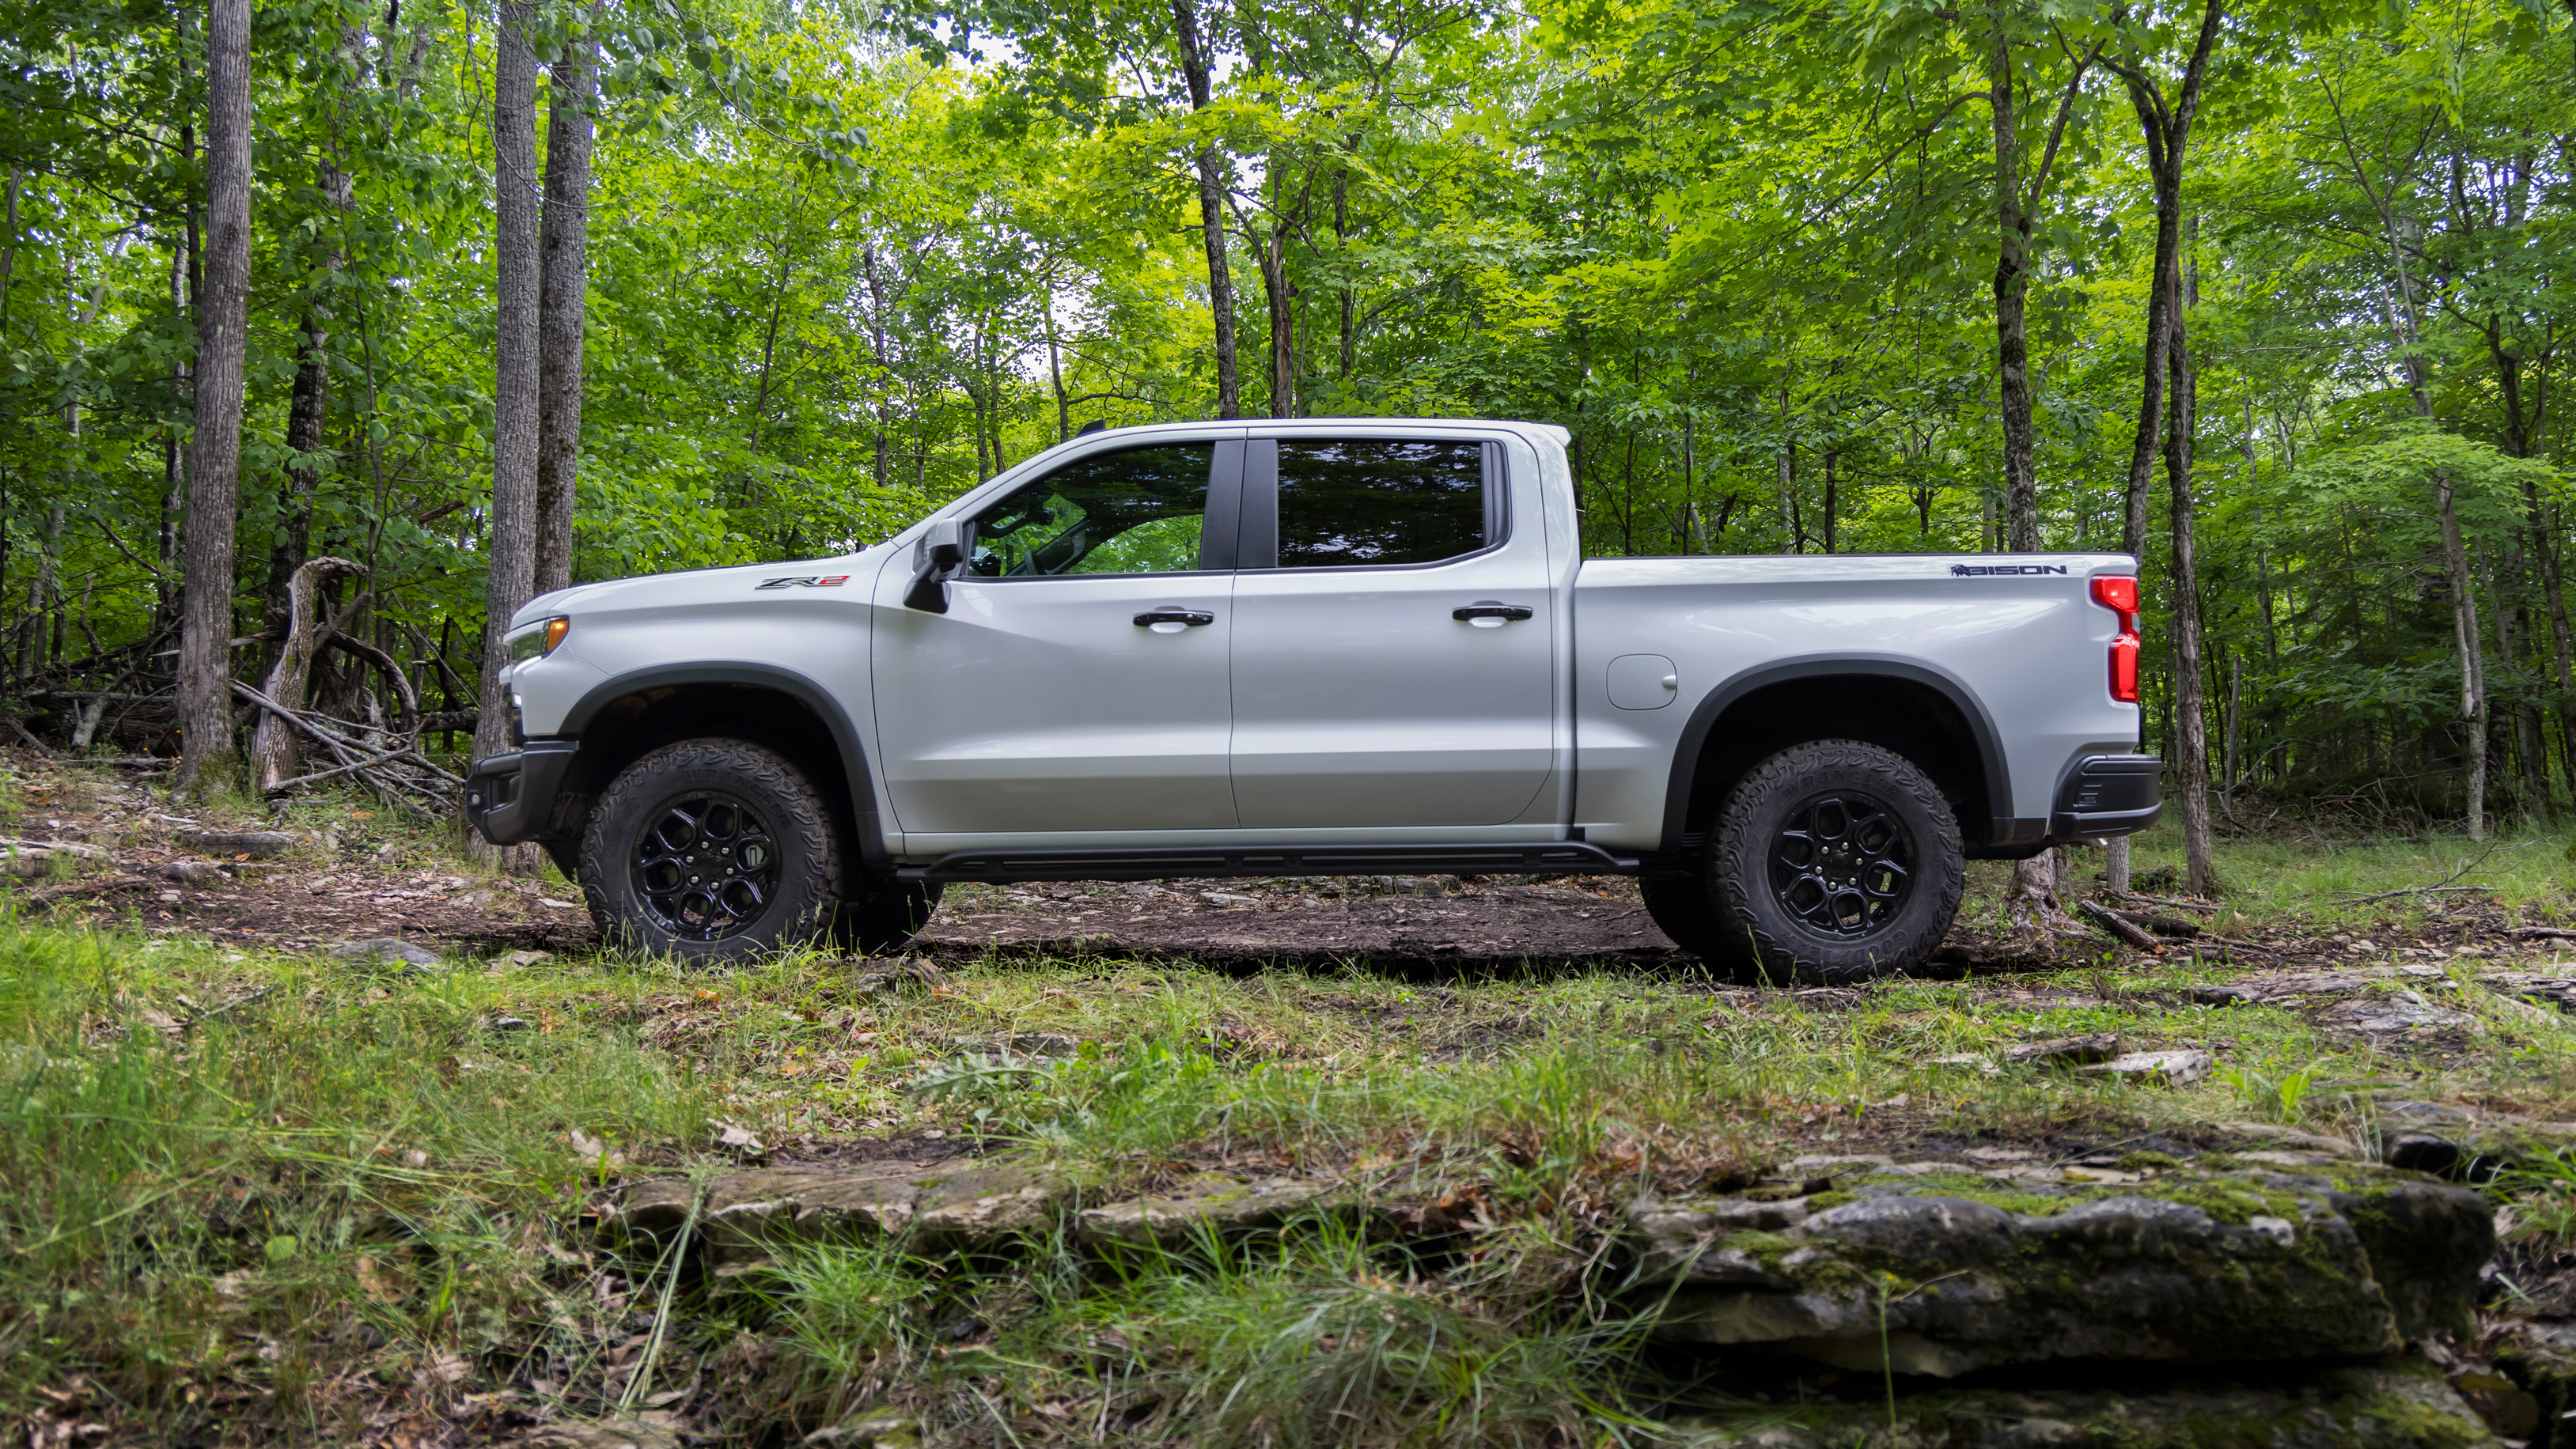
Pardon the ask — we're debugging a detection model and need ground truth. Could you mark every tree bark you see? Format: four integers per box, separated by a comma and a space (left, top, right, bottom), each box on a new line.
474, 0, 543, 800
1987, 18, 2038, 550
177, 0, 252, 793
2166, 267, 2215, 894
266, 310, 332, 639
1259, 221, 1295, 418
1172, 0, 1240, 420
533, 13, 600, 597
2102, 0, 2222, 894
250, 556, 366, 792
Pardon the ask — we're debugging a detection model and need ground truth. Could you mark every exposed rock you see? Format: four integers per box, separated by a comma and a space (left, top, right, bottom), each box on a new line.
801, 1415, 922, 1448
329, 937, 441, 967
1638, 1163, 2491, 1376
1666, 1362, 2494, 1448
2366, 1099, 2576, 1177
1075, 1171, 1339, 1249
161, 860, 225, 884
175, 829, 302, 859
2006, 1034, 2120, 1067
609, 1157, 1073, 1261
2327, 990, 2479, 1035
2080, 1049, 2214, 1085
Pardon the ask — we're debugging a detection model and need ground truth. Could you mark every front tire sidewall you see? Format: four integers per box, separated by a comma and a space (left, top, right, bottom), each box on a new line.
1708, 740, 1963, 985
581, 740, 843, 963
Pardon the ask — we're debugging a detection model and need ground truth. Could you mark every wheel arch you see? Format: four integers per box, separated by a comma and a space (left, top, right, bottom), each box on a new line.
552, 664, 891, 871
1659, 657, 2009, 857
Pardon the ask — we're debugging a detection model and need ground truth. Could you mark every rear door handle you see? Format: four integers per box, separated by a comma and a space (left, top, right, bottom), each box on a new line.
1135, 609, 1216, 626
1453, 603, 1534, 622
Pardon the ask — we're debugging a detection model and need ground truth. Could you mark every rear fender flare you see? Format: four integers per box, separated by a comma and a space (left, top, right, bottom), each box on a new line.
1657, 656, 2010, 853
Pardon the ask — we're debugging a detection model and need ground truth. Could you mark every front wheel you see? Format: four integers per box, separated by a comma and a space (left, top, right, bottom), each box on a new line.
580, 739, 844, 963
1671, 740, 1964, 986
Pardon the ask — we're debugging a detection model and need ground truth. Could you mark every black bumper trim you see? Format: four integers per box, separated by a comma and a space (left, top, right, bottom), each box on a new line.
900, 841, 1638, 884
464, 739, 579, 846
2049, 753, 2165, 841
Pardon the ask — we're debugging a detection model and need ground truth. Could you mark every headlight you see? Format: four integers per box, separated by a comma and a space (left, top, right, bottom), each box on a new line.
506, 616, 570, 664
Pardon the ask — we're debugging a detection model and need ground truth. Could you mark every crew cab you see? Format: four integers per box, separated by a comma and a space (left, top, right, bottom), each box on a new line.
464, 419, 2161, 982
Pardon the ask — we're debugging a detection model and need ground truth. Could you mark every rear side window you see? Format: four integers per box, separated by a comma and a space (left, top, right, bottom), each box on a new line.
1274, 440, 1488, 569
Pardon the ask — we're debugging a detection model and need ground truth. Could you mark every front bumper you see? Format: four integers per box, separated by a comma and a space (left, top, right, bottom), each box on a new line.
2050, 753, 2165, 840
464, 739, 579, 846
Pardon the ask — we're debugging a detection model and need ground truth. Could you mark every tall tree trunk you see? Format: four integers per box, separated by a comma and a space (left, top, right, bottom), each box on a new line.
2166, 266, 2215, 895
266, 310, 332, 639
1172, 0, 1240, 419
474, 0, 543, 819
178, 0, 252, 793
533, 15, 600, 597
1988, 19, 2038, 551
262, 22, 360, 644
864, 244, 892, 490
1259, 223, 1294, 418
2103, 0, 2222, 895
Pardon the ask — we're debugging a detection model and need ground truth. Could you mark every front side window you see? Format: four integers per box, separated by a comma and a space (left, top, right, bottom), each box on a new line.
964, 445, 1215, 577
1274, 440, 1488, 569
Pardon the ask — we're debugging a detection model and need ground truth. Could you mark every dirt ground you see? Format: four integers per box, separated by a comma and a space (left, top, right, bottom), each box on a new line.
10, 749, 2576, 988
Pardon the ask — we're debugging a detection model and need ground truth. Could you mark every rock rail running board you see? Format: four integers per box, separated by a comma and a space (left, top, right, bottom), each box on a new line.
900, 842, 1638, 884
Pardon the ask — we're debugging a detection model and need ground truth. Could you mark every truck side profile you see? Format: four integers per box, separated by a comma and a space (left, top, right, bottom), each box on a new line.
463, 418, 2162, 982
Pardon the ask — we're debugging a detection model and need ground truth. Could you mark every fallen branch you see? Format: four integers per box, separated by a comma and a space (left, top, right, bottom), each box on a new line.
2112, 891, 2222, 914
2078, 899, 2165, 953
2332, 841, 2513, 906
15, 874, 154, 906
2509, 926, 2576, 941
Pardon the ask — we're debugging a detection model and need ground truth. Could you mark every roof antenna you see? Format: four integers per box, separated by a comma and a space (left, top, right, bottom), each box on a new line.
1076, 420, 1107, 437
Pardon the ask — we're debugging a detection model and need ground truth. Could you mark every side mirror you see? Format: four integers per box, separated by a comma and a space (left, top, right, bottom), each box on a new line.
904, 519, 968, 613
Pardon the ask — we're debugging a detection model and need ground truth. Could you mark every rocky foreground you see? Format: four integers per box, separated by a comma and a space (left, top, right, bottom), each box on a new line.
602, 1122, 2576, 1448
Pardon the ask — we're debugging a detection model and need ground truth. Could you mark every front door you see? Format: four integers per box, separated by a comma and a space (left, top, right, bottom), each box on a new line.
871, 441, 1240, 838
1227, 436, 1558, 829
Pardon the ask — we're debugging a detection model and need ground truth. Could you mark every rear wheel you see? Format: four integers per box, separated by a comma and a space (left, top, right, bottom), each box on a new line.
580, 739, 843, 963
1664, 740, 1964, 986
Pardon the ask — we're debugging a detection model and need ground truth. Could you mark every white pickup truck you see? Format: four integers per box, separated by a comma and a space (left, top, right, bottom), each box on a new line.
464, 419, 2160, 982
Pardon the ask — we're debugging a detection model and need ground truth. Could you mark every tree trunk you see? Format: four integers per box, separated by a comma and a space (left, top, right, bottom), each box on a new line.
177, 0, 252, 794
2103, 0, 2222, 896
249, 556, 366, 792
2440, 479, 2488, 840
2168, 247, 2216, 895
266, 310, 331, 640
1171, 0, 1240, 420
533, 14, 600, 598
1987, 20, 2038, 551
1259, 222, 1294, 417
474, 0, 543, 840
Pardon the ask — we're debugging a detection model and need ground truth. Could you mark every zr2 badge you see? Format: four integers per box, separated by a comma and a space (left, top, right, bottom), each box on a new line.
757, 575, 850, 589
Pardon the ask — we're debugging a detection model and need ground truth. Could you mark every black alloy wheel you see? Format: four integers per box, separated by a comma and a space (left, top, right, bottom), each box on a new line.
1768, 791, 1913, 940
631, 790, 782, 941
581, 738, 843, 962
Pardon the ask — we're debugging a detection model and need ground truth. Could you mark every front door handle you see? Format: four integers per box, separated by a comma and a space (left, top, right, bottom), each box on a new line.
1135, 609, 1216, 627
1453, 603, 1535, 622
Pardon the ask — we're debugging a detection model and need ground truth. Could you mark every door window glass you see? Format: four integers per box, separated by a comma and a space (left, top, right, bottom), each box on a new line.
964, 445, 1214, 577
1275, 440, 1487, 568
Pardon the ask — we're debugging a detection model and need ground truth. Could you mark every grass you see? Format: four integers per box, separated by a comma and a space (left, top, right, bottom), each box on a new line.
13, 813, 2576, 1442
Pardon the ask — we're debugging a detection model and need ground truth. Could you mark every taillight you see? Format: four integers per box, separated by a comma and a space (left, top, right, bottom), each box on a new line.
2093, 575, 2142, 703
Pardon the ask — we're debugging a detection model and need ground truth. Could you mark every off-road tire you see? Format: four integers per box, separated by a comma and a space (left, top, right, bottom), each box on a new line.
580, 738, 843, 963
835, 878, 944, 956
1683, 740, 1964, 986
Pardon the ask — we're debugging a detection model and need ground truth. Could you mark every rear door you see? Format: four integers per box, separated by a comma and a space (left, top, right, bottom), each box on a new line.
870, 441, 1243, 838
1226, 434, 1558, 829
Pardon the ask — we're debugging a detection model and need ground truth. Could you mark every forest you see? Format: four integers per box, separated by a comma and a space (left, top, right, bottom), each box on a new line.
2, 0, 2570, 841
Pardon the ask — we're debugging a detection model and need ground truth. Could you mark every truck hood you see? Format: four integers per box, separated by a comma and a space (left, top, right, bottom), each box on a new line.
509, 546, 899, 630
